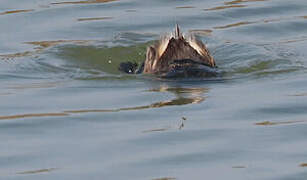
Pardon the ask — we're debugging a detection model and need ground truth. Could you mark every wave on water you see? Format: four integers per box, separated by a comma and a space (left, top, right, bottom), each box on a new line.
51, 37, 305, 81
0, 32, 305, 82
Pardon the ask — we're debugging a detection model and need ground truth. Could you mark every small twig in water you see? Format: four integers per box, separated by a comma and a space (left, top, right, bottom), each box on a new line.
179, 116, 187, 130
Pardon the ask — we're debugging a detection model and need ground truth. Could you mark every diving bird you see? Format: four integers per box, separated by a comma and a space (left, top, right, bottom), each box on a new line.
119, 25, 218, 78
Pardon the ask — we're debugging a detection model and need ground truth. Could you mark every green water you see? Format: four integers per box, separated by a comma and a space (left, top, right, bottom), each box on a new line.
1, 0, 307, 179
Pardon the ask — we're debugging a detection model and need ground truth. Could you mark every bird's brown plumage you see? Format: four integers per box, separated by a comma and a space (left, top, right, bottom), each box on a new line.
143, 25, 216, 75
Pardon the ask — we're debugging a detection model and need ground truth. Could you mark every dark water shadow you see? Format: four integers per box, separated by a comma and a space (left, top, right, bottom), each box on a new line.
17, 168, 58, 175
300, 163, 307, 167
255, 120, 307, 126
288, 92, 307, 97
175, 6, 195, 9
213, 15, 307, 30
204, 0, 268, 11
77, 17, 113, 21
152, 177, 176, 180
204, 5, 246, 11
51, 0, 117, 5
232, 165, 246, 168
224, 0, 268, 5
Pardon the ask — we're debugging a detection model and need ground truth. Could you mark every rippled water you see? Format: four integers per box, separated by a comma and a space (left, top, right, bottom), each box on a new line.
1, 0, 307, 179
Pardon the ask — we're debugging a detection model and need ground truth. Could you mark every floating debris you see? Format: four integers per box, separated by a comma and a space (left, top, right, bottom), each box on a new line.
179, 116, 187, 130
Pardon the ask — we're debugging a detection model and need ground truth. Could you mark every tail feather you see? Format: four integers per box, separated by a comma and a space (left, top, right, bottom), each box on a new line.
175, 24, 183, 39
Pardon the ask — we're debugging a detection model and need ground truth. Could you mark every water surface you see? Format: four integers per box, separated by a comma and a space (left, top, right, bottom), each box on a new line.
1, 0, 307, 179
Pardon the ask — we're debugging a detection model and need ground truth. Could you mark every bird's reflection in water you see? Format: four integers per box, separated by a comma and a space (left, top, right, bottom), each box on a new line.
65, 85, 209, 113
140, 85, 209, 132
146, 85, 208, 107
0, 86, 209, 120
